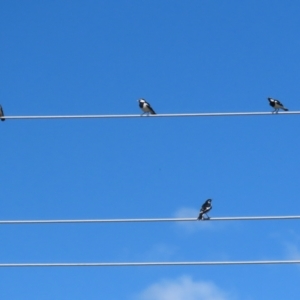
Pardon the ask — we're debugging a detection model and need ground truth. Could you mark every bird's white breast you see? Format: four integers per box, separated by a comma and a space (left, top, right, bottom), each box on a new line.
142, 104, 151, 112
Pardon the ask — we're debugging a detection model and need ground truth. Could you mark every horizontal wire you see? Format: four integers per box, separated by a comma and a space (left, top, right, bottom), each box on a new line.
2, 111, 299, 120
0, 260, 299, 268
0, 215, 300, 225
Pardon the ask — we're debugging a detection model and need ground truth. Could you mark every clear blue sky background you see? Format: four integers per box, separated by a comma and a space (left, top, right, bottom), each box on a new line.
1, 1, 300, 299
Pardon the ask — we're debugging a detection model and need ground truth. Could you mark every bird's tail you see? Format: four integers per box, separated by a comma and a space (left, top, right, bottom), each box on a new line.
283, 108, 288, 111
150, 109, 156, 115
197, 213, 203, 220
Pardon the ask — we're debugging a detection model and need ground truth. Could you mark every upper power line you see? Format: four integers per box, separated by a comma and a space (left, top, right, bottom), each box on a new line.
0, 259, 299, 268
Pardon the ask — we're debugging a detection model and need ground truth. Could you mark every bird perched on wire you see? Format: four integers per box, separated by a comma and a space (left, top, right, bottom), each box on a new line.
0, 105, 5, 121
197, 199, 212, 220
138, 98, 156, 116
268, 97, 288, 113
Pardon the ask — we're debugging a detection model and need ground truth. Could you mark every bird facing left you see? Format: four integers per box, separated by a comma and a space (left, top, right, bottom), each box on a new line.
138, 98, 156, 116
268, 97, 288, 113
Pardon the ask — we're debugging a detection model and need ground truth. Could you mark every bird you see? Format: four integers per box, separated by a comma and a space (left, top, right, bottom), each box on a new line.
268, 97, 288, 113
197, 199, 212, 220
0, 105, 5, 121
138, 98, 156, 116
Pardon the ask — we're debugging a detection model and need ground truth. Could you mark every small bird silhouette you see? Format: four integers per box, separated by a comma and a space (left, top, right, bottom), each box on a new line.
197, 199, 212, 220
138, 98, 156, 116
0, 105, 5, 121
268, 97, 288, 113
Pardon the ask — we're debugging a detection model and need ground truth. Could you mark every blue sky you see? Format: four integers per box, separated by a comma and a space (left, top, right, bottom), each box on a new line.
1, 0, 300, 299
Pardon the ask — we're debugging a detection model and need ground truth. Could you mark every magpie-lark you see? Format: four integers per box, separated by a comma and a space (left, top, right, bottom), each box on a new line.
197, 199, 212, 220
268, 97, 288, 113
138, 99, 156, 116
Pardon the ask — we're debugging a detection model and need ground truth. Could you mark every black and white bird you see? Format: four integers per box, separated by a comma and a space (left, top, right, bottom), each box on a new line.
268, 97, 288, 113
197, 199, 212, 220
0, 105, 5, 121
138, 98, 156, 116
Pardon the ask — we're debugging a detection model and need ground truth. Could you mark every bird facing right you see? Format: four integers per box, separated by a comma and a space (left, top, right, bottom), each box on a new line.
268, 97, 288, 113
197, 199, 212, 220
0, 105, 5, 121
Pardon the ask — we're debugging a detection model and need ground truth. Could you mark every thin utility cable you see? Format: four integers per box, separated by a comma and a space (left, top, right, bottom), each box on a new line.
0, 215, 300, 225
3, 111, 300, 120
0, 260, 300, 268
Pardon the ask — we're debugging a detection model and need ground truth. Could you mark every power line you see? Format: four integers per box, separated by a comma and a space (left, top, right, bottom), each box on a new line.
0, 260, 299, 268
3, 111, 299, 120
0, 215, 300, 225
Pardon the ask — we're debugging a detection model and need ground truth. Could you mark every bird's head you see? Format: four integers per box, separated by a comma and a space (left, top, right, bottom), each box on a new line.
268, 97, 274, 102
207, 199, 212, 204
138, 98, 146, 104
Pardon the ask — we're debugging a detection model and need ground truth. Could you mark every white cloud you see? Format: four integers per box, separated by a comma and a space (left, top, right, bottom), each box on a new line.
285, 243, 300, 260
277, 231, 300, 261
135, 276, 232, 300
174, 207, 214, 233
174, 207, 199, 218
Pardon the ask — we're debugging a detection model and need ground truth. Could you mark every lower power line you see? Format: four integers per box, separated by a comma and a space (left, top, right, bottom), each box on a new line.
0, 215, 299, 225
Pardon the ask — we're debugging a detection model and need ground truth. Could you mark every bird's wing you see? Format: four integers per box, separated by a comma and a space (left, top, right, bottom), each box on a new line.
146, 104, 156, 114
276, 100, 284, 106
202, 207, 209, 213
